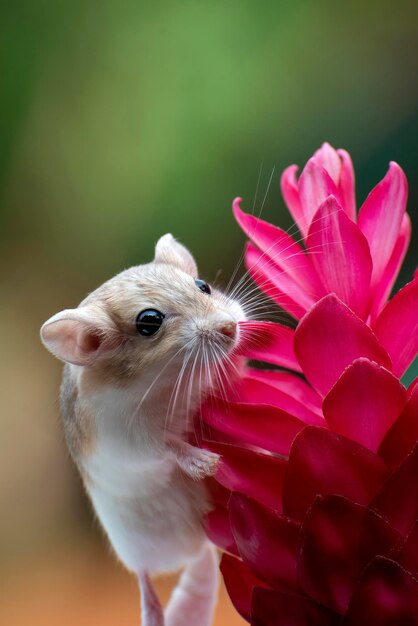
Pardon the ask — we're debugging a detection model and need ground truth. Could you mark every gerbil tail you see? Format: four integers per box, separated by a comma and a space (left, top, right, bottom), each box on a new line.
165, 543, 219, 626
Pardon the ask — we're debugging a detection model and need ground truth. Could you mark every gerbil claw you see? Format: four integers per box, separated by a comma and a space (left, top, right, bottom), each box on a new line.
184, 448, 220, 480
169, 441, 220, 480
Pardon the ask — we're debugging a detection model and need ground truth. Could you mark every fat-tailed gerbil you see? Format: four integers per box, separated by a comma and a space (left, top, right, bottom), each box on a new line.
40, 234, 246, 626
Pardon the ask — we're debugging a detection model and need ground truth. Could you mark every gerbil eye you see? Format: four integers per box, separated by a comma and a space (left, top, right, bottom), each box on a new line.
136, 309, 165, 337
195, 279, 211, 295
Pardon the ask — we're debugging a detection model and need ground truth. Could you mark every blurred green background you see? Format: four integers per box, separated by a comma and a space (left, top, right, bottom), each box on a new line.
1, 1, 417, 624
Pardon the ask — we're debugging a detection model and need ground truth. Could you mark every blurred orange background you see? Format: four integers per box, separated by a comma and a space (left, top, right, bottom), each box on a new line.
2, 546, 244, 625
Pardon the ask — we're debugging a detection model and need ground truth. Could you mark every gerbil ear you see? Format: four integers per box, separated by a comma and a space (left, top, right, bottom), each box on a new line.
40, 307, 121, 366
154, 234, 198, 277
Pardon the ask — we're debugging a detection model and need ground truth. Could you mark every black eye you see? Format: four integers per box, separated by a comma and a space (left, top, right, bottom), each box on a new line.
195, 279, 211, 295
136, 309, 165, 336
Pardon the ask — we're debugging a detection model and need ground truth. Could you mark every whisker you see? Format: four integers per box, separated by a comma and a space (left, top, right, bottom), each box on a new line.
127, 340, 195, 433
165, 347, 195, 433
208, 343, 229, 407
224, 161, 266, 296
185, 345, 201, 432
226, 202, 347, 303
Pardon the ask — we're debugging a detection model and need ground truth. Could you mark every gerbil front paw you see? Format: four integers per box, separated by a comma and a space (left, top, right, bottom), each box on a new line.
170, 441, 220, 480
183, 448, 220, 480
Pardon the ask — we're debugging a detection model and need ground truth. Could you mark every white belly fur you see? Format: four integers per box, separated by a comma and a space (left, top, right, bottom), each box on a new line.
79, 386, 209, 574
85, 458, 208, 573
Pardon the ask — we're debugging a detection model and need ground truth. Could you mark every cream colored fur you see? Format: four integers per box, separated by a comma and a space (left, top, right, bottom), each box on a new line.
41, 234, 246, 625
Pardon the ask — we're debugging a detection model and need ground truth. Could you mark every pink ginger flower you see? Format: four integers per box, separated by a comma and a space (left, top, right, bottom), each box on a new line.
203, 305, 418, 623
199, 145, 418, 624
234, 142, 411, 322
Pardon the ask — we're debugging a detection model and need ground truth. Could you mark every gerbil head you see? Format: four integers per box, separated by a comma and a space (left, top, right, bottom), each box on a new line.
41, 234, 246, 400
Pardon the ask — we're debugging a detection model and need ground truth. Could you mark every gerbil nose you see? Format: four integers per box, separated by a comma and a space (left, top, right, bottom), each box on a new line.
216, 321, 236, 339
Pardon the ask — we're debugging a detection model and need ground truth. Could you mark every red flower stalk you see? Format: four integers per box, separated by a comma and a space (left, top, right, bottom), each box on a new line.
200, 144, 418, 624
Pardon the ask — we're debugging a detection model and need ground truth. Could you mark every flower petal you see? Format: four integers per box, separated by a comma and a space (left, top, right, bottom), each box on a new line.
234, 198, 322, 296
298, 159, 340, 237
373, 277, 418, 377
206, 441, 287, 510
313, 142, 342, 184
203, 507, 238, 555
244, 242, 309, 318
379, 382, 418, 468
280, 165, 304, 235
220, 553, 268, 622
237, 320, 302, 372
282, 427, 389, 521
229, 493, 300, 591
337, 148, 356, 220
294, 294, 392, 397
201, 479, 238, 572
322, 358, 407, 452
397, 521, 418, 579
202, 399, 305, 457
344, 557, 418, 626
299, 495, 403, 614
237, 375, 324, 426
251, 587, 340, 626
358, 162, 408, 290
245, 368, 322, 416
306, 196, 372, 318
369, 213, 411, 321
370, 444, 418, 537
